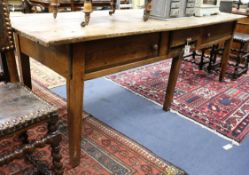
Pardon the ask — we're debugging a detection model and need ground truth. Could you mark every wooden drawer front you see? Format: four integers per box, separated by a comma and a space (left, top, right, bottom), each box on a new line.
85, 33, 160, 73
201, 22, 234, 43
169, 28, 201, 48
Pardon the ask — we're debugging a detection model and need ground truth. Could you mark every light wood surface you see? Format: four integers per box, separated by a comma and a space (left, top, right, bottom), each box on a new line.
11, 9, 245, 47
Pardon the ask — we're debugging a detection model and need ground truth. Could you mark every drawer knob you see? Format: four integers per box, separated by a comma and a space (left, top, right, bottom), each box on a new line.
207, 33, 211, 38
152, 44, 159, 51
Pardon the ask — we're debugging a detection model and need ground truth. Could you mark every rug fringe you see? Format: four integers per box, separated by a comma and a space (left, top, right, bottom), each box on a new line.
105, 77, 240, 146
169, 109, 239, 146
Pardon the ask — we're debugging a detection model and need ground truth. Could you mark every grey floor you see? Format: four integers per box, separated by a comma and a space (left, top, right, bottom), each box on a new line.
52, 78, 249, 175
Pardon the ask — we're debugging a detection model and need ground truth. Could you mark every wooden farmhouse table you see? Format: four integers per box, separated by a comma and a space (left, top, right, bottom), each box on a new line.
10, 9, 244, 167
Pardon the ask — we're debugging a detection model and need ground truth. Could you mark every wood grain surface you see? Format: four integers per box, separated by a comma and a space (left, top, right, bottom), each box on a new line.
11, 9, 245, 47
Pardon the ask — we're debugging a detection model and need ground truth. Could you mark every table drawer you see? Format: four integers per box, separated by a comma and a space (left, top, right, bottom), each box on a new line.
85, 33, 160, 73
169, 28, 201, 48
201, 22, 234, 43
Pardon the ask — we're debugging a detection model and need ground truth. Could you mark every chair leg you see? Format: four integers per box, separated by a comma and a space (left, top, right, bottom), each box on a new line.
143, 0, 152, 21
212, 44, 218, 64
19, 131, 29, 144
19, 131, 51, 175
208, 46, 215, 73
233, 42, 244, 79
192, 51, 196, 64
47, 113, 63, 175
199, 49, 205, 70
109, 0, 117, 15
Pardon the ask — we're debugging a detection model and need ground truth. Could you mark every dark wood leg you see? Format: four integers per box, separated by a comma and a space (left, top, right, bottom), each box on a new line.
109, 0, 117, 15
67, 44, 84, 167
192, 50, 196, 61
48, 113, 63, 175
19, 131, 51, 175
163, 52, 183, 111
233, 42, 244, 79
5, 51, 19, 83
19, 52, 32, 89
219, 38, 233, 82
19, 131, 29, 144
208, 45, 215, 73
143, 0, 152, 21
199, 49, 205, 70
81, 0, 92, 27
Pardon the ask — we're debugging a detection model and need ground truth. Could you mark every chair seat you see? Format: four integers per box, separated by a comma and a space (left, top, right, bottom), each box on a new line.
0, 83, 56, 136
233, 32, 249, 43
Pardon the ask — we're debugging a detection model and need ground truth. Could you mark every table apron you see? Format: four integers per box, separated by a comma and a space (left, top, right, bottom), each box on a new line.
17, 21, 235, 81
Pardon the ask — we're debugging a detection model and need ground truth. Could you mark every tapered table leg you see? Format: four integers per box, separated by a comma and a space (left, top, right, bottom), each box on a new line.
66, 44, 85, 167
163, 53, 183, 111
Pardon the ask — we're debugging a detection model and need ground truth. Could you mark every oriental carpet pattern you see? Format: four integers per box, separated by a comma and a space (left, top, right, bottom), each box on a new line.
107, 59, 249, 143
0, 80, 186, 175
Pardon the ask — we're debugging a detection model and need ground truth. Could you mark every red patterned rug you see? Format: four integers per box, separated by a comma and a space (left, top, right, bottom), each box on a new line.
107, 59, 249, 143
0, 80, 186, 175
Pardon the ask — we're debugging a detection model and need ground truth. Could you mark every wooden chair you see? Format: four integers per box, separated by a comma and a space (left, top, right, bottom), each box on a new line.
0, 0, 63, 174
230, 32, 249, 79
184, 45, 223, 72
184, 48, 212, 70
186, 32, 249, 79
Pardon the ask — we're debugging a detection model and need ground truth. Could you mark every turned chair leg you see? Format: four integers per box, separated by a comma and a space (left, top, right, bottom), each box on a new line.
19, 131, 29, 145
192, 50, 196, 63
233, 57, 240, 79
109, 0, 117, 15
199, 49, 205, 70
81, 0, 93, 27
208, 46, 216, 73
19, 131, 51, 175
143, 0, 152, 21
233, 42, 244, 79
47, 113, 63, 175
